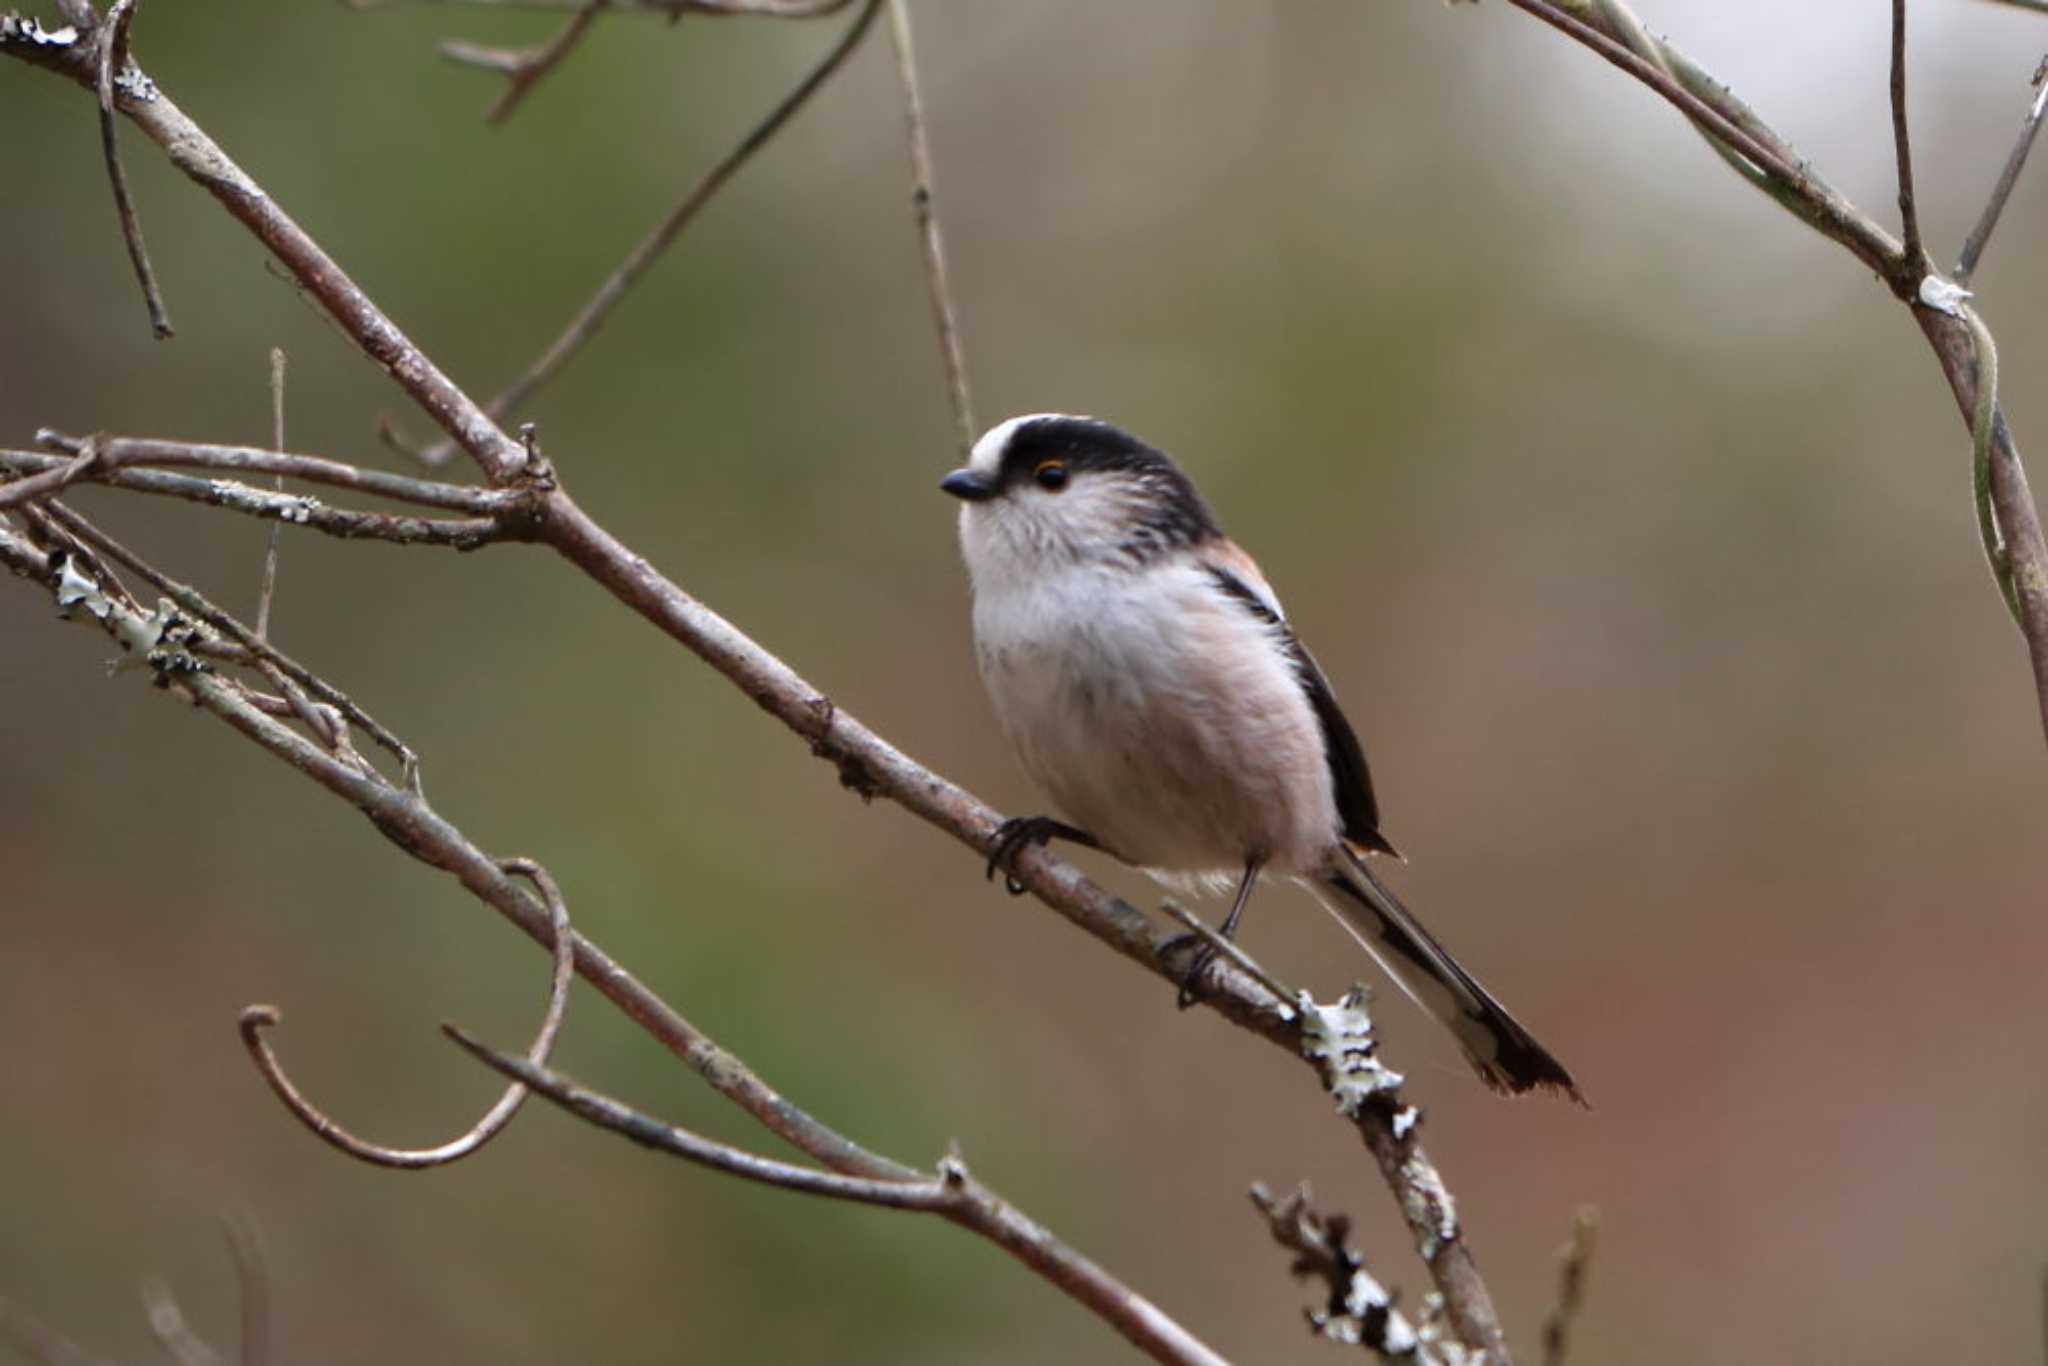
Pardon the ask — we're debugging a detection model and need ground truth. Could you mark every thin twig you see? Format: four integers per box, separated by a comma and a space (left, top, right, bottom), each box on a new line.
424, 0, 884, 457
1501, 0, 1900, 278
445, 1028, 957, 1204
3, 32, 1517, 1350
447, 1029, 1230, 1366
0, 525, 1224, 1366
0, 450, 522, 547
1891, 0, 1925, 271
238, 857, 574, 1169
140, 1282, 222, 1366
884, 0, 975, 456
219, 1215, 270, 1366
1249, 1183, 1453, 1363
32, 431, 528, 513
35, 499, 422, 782
0, 435, 99, 510
1539, 1207, 1599, 1366
1957, 55, 2048, 286
94, 0, 170, 337
1156, 898, 1294, 1005
255, 348, 285, 640
439, 0, 600, 125
0, 1298, 116, 1366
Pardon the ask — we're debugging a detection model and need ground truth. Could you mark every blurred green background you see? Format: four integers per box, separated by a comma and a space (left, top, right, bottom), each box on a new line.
5, 1, 2048, 1361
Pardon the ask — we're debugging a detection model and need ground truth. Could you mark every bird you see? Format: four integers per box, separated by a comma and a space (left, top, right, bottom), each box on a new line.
941, 413, 1580, 1101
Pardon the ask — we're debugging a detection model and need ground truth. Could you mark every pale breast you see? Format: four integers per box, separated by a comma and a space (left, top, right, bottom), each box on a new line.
973, 560, 1338, 876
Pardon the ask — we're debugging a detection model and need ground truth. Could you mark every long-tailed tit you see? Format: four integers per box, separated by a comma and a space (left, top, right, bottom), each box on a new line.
942, 414, 1579, 1100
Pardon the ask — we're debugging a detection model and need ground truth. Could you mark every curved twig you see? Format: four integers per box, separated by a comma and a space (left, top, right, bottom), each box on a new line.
237, 857, 573, 1169
1538, 1207, 1599, 1366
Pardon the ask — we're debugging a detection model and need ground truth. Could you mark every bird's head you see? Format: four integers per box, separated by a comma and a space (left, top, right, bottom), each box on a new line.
941, 415, 1221, 584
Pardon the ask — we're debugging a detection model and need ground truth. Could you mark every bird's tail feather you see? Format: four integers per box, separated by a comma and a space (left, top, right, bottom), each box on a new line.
1314, 847, 1583, 1103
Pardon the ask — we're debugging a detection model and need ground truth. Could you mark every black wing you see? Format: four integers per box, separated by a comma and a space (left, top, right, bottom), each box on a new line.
1205, 565, 1398, 857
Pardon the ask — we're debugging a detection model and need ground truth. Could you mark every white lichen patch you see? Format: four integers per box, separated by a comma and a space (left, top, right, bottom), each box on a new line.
1400, 1155, 1459, 1262
55, 556, 111, 620
1298, 986, 1404, 1118
1392, 1105, 1421, 1140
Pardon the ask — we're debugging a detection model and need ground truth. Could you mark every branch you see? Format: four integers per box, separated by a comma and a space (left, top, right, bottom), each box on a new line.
1957, 54, 2048, 286
410, 0, 884, 460
3, 26, 1516, 1354
1485, 0, 2048, 744
447, 1029, 1230, 1366
219, 1215, 269, 1366
140, 1282, 221, 1366
0, 1299, 115, 1366
1538, 1207, 1598, 1366
31, 430, 528, 513
1890, 0, 1926, 271
438, 0, 599, 125
884, 0, 975, 456
0, 448, 531, 546
236, 857, 575, 1168
254, 349, 285, 640
1250, 1182, 1463, 1364
93, 0, 171, 337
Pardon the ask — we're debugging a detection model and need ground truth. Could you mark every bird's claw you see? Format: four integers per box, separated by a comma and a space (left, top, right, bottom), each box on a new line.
985, 815, 1092, 896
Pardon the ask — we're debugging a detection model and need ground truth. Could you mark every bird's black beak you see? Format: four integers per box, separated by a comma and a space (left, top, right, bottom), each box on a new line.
940, 468, 998, 502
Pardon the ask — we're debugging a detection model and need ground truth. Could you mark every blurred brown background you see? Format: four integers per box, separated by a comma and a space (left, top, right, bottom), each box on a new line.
5, 1, 2047, 1361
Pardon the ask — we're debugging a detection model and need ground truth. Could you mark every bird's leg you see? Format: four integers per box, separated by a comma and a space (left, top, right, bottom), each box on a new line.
1166, 856, 1264, 1010
986, 815, 1100, 895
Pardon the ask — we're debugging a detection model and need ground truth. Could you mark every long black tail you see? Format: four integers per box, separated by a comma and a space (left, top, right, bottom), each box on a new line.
1316, 847, 1583, 1103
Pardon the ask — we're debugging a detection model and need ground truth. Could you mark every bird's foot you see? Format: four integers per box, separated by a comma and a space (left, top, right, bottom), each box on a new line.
1155, 932, 1218, 1010
985, 815, 1097, 895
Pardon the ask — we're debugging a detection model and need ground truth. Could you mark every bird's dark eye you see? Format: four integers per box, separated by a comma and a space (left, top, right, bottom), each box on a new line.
1033, 460, 1069, 491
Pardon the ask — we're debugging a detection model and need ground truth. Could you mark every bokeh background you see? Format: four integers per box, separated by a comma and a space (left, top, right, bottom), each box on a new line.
5, 1, 2047, 1361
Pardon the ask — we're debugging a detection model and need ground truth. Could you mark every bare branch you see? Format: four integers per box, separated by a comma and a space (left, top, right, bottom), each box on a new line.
0, 435, 100, 510
140, 1282, 221, 1366
1490, 0, 2048, 745
1500, 0, 1900, 278
237, 856, 574, 1169
445, 1028, 957, 1205
0, 1299, 115, 1366
448, 1030, 1230, 1366
1957, 55, 2048, 286
254, 349, 285, 641
3, 32, 1519, 1352
219, 1215, 269, 1366
439, 1, 599, 125
0, 449, 527, 547
94, 0, 170, 337
1538, 1207, 1599, 1366
1249, 1183, 1464, 1363
34, 500, 422, 782
1890, 0, 1926, 271
1157, 898, 1294, 1004
884, 0, 975, 457
32, 430, 528, 513
428, 0, 884, 453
